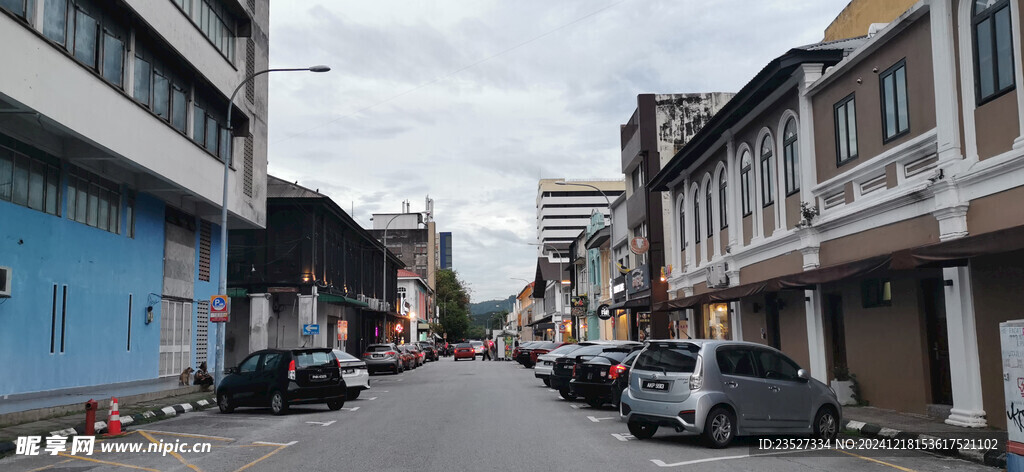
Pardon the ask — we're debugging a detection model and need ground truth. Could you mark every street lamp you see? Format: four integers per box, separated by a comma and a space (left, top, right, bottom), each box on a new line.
380, 214, 402, 342
215, 65, 330, 388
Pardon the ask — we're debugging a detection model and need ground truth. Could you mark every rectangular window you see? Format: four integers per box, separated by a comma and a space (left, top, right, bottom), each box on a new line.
194, 0, 236, 61
73, 9, 98, 68
101, 32, 124, 87
834, 94, 858, 165
67, 168, 120, 233
861, 278, 892, 308
43, 0, 68, 45
171, 87, 187, 132
153, 73, 170, 120
205, 117, 218, 153
60, 285, 68, 353
880, 60, 909, 141
0, 146, 60, 216
193, 104, 206, 144
0, 0, 25, 18
740, 168, 751, 216
125, 195, 135, 238
974, 2, 1015, 103
133, 57, 152, 106
760, 156, 774, 205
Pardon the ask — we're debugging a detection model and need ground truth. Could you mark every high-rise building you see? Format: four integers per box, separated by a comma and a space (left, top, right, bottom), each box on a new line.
439, 232, 453, 269
535, 179, 624, 260
0, 0, 270, 396
370, 197, 437, 291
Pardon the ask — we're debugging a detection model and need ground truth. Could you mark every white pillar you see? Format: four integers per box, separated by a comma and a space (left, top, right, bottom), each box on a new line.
804, 287, 828, 383
1010, 0, 1024, 149
930, 0, 966, 158
248, 293, 271, 353
943, 266, 988, 427
797, 64, 822, 206
730, 301, 743, 342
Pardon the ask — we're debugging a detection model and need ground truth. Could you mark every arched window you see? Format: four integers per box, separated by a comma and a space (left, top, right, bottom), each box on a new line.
693, 189, 701, 245
718, 170, 728, 229
705, 180, 712, 238
783, 119, 799, 195
678, 199, 686, 252
740, 151, 752, 216
760, 135, 774, 206
974, 0, 1014, 103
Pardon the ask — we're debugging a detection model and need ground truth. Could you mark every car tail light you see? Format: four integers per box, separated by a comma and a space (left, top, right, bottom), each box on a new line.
336, 358, 342, 369
386, 351, 397, 357
362, 352, 371, 358
689, 355, 703, 390
608, 364, 628, 380
572, 363, 577, 377
287, 360, 296, 380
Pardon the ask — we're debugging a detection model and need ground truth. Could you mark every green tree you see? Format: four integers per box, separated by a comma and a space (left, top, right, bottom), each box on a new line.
430, 269, 472, 341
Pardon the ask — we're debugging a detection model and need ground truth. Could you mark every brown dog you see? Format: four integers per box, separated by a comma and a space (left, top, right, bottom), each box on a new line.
179, 367, 194, 386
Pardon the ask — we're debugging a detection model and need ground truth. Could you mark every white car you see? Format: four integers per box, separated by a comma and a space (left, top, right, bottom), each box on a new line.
471, 341, 485, 356
332, 350, 370, 399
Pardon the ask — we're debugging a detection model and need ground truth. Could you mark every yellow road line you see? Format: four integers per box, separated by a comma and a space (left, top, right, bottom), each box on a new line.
57, 453, 160, 471
138, 430, 203, 472
834, 449, 918, 472
233, 444, 288, 472
137, 429, 234, 441
26, 458, 73, 471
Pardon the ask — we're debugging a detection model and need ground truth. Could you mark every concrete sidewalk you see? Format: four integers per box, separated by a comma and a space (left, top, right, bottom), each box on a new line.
0, 378, 200, 426
843, 406, 1007, 468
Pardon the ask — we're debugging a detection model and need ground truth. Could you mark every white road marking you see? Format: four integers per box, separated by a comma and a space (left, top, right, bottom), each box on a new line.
611, 433, 635, 442
548, 389, 557, 393
375, 390, 389, 393
340, 407, 360, 411
364, 397, 378, 401
587, 416, 616, 422
569, 404, 589, 409
305, 420, 336, 426
651, 449, 811, 467
254, 440, 298, 447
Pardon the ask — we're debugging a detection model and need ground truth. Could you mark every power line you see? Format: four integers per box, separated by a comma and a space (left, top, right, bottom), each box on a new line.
275, 0, 629, 144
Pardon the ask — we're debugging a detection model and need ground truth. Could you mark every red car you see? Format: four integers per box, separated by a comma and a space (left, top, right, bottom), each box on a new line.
453, 343, 475, 360
529, 341, 567, 365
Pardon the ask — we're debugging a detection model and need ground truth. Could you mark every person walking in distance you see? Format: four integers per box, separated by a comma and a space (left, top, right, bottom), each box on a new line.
482, 338, 492, 361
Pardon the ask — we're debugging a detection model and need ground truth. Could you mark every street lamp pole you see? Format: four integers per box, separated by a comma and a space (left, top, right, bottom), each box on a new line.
381, 214, 402, 343
215, 65, 330, 389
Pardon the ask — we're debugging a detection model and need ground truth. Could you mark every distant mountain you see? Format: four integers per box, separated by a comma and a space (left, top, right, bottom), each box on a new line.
470, 296, 515, 316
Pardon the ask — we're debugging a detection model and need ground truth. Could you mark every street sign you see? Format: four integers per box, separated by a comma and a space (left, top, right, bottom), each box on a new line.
599, 304, 611, 320
302, 324, 320, 336
338, 320, 348, 341
558, 323, 566, 333
210, 295, 229, 323
630, 237, 650, 255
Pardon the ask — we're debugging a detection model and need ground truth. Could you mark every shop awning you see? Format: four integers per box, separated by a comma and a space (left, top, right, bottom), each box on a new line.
656, 225, 1024, 311
317, 293, 370, 307
608, 297, 649, 311
534, 323, 555, 331
528, 315, 552, 326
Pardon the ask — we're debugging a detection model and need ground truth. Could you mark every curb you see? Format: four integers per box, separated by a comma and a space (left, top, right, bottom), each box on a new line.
842, 419, 1006, 468
0, 396, 217, 454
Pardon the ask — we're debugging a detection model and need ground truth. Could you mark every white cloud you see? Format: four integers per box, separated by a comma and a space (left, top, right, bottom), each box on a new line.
267, 0, 850, 300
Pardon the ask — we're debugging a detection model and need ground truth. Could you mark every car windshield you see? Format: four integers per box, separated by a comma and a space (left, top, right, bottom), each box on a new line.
456, 343, 471, 348
547, 344, 583, 356
367, 345, 393, 352
567, 345, 611, 358
294, 351, 333, 368
634, 345, 699, 373
594, 349, 633, 363
471, 342, 483, 347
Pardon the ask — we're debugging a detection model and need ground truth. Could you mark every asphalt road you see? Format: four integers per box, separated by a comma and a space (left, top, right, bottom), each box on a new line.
0, 356, 994, 471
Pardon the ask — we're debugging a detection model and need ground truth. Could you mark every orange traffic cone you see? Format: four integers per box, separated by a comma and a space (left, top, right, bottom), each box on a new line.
106, 397, 122, 435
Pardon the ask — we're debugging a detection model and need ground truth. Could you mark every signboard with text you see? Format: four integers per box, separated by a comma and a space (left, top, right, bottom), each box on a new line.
338, 320, 348, 341
210, 295, 229, 323
627, 264, 650, 295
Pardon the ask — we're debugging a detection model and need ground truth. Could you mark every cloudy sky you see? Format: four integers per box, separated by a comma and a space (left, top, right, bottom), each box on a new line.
266, 0, 849, 301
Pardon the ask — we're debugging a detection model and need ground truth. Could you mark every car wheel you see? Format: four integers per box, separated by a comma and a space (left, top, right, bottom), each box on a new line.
586, 397, 603, 409
542, 378, 551, 387
812, 406, 839, 441
270, 391, 289, 416
348, 389, 361, 400
217, 393, 235, 414
627, 421, 657, 440
558, 388, 576, 400
702, 407, 736, 448
327, 398, 345, 411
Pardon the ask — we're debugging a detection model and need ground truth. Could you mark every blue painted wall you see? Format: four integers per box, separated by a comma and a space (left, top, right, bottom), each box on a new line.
0, 191, 166, 396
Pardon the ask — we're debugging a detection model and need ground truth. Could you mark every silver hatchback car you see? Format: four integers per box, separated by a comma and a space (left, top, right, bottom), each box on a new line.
620, 339, 840, 448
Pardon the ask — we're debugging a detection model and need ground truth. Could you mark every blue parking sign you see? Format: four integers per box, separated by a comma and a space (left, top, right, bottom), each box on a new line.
302, 324, 320, 336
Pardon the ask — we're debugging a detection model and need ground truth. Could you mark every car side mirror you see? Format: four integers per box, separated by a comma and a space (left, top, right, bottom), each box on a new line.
225, 367, 238, 375
797, 369, 810, 381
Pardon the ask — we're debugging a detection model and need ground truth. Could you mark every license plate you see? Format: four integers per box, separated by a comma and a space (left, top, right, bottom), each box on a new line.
642, 380, 669, 390
311, 374, 328, 380
372, 354, 382, 358
343, 369, 355, 375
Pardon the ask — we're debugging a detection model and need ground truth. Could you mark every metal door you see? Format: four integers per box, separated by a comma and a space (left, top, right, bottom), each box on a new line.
159, 299, 193, 377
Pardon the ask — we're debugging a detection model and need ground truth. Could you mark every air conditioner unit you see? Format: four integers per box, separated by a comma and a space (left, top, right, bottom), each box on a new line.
0, 266, 10, 297
706, 262, 729, 289
357, 294, 367, 302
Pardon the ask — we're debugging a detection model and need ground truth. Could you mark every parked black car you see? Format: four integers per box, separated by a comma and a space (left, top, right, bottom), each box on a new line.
417, 342, 439, 361
569, 346, 642, 408
217, 348, 346, 415
514, 341, 545, 367
550, 342, 641, 400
